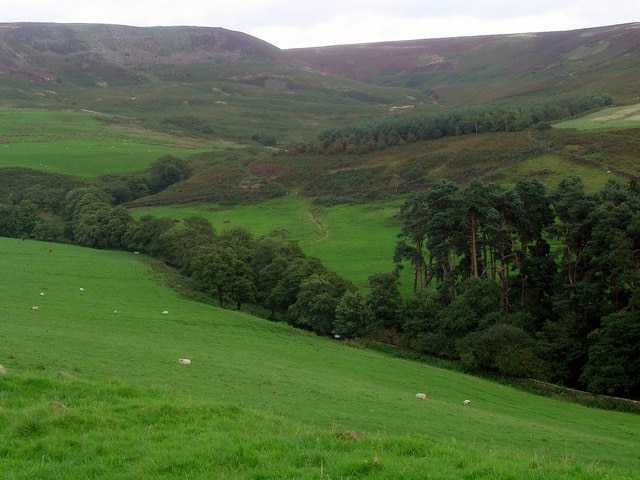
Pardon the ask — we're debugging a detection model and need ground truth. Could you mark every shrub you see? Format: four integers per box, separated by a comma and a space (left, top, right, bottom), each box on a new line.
457, 323, 544, 377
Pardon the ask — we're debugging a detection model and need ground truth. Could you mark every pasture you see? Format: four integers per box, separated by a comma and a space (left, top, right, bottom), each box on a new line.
503, 154, 622, 192
0, 109, 214, 177
0, 237, 638, 479
553, 103, 640, 130
132, 196, 404, 289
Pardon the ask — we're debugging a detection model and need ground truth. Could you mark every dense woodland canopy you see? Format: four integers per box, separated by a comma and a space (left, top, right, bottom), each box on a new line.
305, 95, 613, 155
1, 152, 639, 400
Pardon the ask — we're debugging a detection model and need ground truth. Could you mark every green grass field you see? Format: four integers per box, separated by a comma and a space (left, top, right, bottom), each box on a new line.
504, 154, 621, 192
1, 237, 639, 479
554, 103, 640, 130
132, 196, 405, 289
0, 109, 215, 177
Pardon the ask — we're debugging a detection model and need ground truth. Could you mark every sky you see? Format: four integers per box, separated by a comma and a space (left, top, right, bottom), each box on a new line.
3, 1, 640, 49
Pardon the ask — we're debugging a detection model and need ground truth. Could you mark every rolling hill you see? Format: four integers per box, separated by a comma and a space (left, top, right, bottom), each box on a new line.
288, 22, 640, 105
1, 21, 639, 141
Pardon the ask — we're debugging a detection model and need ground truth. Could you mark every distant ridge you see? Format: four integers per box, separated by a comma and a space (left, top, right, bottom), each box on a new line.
287, 22, 640, 103
1, 21, 639, 106
0, 23, 285, 84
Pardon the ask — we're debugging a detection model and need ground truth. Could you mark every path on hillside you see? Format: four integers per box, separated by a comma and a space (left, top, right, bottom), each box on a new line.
305, 202, 330, 244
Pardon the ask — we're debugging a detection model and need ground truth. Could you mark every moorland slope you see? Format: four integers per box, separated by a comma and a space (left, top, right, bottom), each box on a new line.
1, 21, 639, 139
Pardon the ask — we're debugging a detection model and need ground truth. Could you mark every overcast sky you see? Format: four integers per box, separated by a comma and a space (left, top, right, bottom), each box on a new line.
3, 1, 640, 49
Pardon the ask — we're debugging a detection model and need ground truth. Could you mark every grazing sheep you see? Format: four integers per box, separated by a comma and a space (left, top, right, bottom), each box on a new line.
113, 310, 118, 315
463, 399, 471, 405
415, 393, 427, 400
162, 310, 169, 315
79, 287, 85, 293
178, 358, 191, 365
0, 364, 7, 375
31, 306, 39, 311
39, 292, 45, 296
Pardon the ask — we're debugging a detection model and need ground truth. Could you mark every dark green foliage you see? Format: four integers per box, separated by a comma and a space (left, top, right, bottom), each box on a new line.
289, 272, 354, 334
157, 216, 217, 269
394, 192, 433, 294
147, 155, 192, 194
265, 257, 328, 318
62, 187, 134, 248
397, 292, 443, 341
366, 271, 403, 331
99, 174, 151, 205
252, 242, 305, 310
580, 311, 640, 398
0, 201, 39, 238
314, 95, 613, 154
191, 245, 256, 309
334, 290, 372, 338
0, 167, 83, 214
122, 214, 175, 255
392, 177, 640, 398
458, 323, 543, 377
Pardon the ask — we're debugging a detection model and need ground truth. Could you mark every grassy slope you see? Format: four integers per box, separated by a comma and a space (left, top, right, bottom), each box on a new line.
132, 196, 405, 289
554, 103, 640, 130
0, 109, 215, 177
0, 237, 638, 479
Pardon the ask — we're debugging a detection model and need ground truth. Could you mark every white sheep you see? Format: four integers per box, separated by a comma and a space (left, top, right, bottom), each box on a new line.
415, 393, 427, 400
31, 306, 39, 311
178, 358, 191, 365
79, 287, 85, 293
162, 310, 169, 315
0, 364, 7, 375
39, 292, 45, 296
463, 399, 471, 405
113, 310, 118, 315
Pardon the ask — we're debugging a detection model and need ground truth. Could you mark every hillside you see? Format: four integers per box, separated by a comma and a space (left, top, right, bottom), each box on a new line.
288, 22, 640, 105
0, 22, 421, 145
1, 237, 638, 478
1, 21, 639, 143
2, 21, 640, 227
0, 23, 284, 80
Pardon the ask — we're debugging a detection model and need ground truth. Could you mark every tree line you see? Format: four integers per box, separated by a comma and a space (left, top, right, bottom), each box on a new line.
1, 156, 638, 399
287, 94, 613, 155
387, 177, 640, 399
